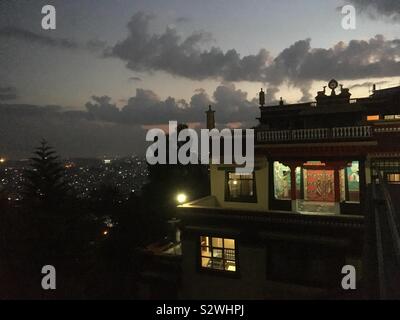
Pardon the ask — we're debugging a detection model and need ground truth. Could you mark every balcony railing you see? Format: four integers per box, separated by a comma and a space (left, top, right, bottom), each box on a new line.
256, 126, 372, 143
364, 170, 400, 299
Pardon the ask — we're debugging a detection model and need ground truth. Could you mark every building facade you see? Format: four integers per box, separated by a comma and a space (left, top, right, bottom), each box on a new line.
178, 80, 400, 299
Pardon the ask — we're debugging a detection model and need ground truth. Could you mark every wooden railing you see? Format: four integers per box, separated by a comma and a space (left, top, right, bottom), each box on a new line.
256, 126, 372, 143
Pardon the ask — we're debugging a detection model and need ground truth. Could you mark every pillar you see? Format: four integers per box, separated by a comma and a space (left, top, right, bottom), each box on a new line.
284, 162, 302, 212
334, 168, 341, 203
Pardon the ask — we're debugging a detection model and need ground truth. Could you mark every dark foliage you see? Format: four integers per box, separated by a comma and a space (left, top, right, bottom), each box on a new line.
0, 134, 210, 299
23, 139, 68, 208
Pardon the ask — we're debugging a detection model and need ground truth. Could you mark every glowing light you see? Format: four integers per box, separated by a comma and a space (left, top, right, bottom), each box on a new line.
367, 115, 380, 121
0, 158, 5, 163
103, 230, 108, 236
176, 193, 187, 204
233, 180, 238, 185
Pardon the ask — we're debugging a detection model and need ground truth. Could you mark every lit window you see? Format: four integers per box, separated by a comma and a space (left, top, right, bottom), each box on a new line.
387, 173, 400, 184
226, 172, 256, 202
200, 236, 237, 272
367, 115, 380, 121
384, 115, 400, 120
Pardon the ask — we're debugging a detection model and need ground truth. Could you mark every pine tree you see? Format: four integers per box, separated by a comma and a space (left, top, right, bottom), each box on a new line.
24, 139, 67, 207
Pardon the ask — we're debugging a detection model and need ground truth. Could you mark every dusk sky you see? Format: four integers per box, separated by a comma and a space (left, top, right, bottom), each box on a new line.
1, 0, 400, 158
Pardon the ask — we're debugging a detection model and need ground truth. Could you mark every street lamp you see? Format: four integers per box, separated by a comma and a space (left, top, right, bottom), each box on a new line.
176, 193, 187, 204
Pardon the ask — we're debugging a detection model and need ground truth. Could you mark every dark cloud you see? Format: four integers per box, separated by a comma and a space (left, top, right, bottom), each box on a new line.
348, 80, 389, 90
86, 83, 258, 125
0, 103, 146, 159
109, 12, 271, 82
128, 76, 142, 82
0, 27, 78, 49
109, 12, 400, 100
265, 36, 400, 89
85, 96, 121, 122
345, 0, 400, 21
264, 87, 280, 105
0, 26, 106, 52
0, 83, 259, 158
0, 86, 17, 101
79, 83, 258, 125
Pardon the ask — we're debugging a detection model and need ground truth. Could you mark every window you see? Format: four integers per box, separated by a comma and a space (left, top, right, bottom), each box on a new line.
367, 115, 380, 121
384, 115, 400, 120
226, 172, 256, 202
200, 236, 237, 272
387, 173, 400, 184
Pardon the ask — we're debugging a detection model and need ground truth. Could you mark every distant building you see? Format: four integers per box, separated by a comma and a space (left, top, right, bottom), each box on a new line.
178, 80, 400, 299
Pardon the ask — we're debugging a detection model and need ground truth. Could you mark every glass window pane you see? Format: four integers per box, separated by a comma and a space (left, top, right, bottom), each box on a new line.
227, 172, 254, 200
201, 257, 211, 268
225, 260, 236, 272
228, 180, 240, 198
224, 248, 236, 261
201, 246, 211, 257
224, 239, 235, 249
211, 259, 224, 270
212, 237, 223, 248
200, 236, 209, 246
212, 248, 223, 258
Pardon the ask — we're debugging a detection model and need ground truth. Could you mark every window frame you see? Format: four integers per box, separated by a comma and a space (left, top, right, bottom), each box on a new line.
198, 235, 240, 277
224, 170, 257, 203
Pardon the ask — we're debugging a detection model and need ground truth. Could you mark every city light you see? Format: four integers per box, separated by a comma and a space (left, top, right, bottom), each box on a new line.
103, 230, 108, 236
0, 158, 5, 164
176, 193, 187, 204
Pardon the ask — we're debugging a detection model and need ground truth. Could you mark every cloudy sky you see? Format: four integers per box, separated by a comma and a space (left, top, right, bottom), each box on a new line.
0, 0, 400, 158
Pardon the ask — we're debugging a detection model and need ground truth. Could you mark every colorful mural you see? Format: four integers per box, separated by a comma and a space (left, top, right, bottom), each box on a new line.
273, 162, 291, 200
346, 161, 360, 202
273, 161, 360, 203
305, 170, 334, 202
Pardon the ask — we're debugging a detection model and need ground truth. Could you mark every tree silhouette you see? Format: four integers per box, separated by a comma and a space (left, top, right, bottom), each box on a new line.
24, 139, 67, 207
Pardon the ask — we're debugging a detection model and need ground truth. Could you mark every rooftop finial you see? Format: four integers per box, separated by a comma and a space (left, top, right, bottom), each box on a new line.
328, 79, 339, 96
206, 105, 215, 130
259, 88, 265, 107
